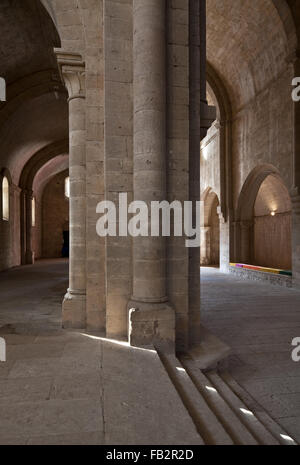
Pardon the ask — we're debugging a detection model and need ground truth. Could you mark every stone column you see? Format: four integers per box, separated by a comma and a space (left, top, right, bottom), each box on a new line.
200, 226, 211, 265
20, 188, 34, 265
128, 0, 175, 349
25, 189, 34, 264
55, 51, 86, 328
188, 0, 201, 345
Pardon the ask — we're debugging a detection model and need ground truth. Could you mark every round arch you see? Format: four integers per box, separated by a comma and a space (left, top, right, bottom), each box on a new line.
235, 164, 292, 269
200, 188, 220, 266
19, 140, 68, 265
236, 164, 281, 222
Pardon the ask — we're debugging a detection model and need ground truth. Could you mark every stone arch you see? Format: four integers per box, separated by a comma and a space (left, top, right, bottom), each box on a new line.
235, 164, 292, 269
236, 164, 281, 222
40, 0, 59, 29
200, 188, 220, 266
19, 140, 68, 191
253, 173, 292, 269
271, 0, 298, 55
41, 168, 70, 259
39, 0, 85, 53
19, 141, 68, 265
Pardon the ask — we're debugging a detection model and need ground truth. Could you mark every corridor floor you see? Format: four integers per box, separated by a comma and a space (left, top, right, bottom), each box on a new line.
201, 267, 300, 443
0, 260, 200, 445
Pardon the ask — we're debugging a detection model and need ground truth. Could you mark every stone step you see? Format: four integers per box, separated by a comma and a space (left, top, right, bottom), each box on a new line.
186, 325, 231, 370
180, 356, 258, 445
206, 371, 280, 445
222, 371, 298, 446
159, 353, 233, 445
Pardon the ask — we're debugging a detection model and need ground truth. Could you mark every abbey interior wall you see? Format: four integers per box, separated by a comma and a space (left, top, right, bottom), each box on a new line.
166, 0, 190, 349
104, 0, 133, 339
231, 66, 294, 211
201, 63, 294, 270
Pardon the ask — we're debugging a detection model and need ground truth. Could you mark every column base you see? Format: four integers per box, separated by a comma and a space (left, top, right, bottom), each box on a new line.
62, 291, 86, 329
128, 300, 175, 352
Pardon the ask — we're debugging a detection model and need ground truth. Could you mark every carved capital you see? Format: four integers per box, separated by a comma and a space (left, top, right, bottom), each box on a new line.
54, 50, 85, 101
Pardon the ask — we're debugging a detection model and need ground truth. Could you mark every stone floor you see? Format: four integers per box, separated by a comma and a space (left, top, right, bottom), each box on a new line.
1, 260, 299, 445
201, 266, 300, 444
0, 260, 201, 445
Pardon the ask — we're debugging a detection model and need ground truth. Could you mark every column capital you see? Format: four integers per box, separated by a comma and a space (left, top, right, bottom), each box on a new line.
54, 49, 85, 100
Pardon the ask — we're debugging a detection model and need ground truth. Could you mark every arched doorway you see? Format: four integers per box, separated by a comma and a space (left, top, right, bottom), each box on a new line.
200, 188, 220, 267
235, 165, 292, 271
42, 170, 69, 259
253, 174, 292, 270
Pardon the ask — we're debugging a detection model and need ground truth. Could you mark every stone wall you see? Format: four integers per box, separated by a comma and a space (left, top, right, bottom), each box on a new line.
201, 62, 294, 271
254, 213, 292, 270
166, 0, 190, 349
232, 66, 294, 210
104, 0, 133, 339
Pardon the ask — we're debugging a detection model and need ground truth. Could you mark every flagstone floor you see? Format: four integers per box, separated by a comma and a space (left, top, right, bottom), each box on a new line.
201, 266, 300, 443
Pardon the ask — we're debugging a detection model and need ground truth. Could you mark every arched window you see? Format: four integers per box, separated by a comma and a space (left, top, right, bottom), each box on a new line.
2, 176, 9, 221
32, 197, 36, 227
65, 177, 70, 199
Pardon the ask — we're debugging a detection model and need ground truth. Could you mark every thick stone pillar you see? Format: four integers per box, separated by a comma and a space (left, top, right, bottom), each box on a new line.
56, 51, 86, 328
189, 0, 201, 345
128, 0, 175, 349
219, 218, 230, 272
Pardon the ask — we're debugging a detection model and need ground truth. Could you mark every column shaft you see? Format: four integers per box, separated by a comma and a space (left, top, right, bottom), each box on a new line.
25, 190, 34, 264
129, 0, 175, 349
55, 51, 86, 328
189, 0, 201, 345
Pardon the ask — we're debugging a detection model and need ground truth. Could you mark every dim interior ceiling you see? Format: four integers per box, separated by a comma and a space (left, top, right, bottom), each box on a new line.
0, 0, 297, 188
